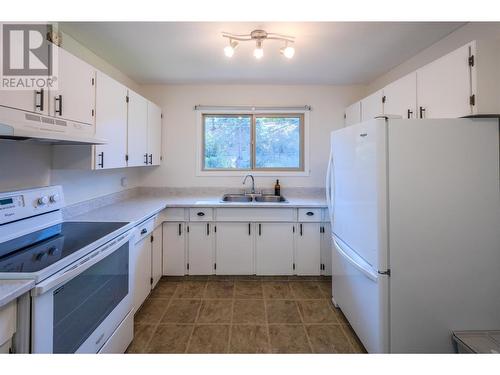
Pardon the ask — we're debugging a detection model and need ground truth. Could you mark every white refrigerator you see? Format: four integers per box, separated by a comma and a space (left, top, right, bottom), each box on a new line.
326, 117, 500, 353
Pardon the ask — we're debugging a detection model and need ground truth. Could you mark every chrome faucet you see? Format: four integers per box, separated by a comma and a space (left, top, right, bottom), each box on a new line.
242, 174, 256, 194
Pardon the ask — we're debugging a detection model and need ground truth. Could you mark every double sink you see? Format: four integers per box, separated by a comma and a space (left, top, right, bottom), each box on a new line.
222, 193, 287, 203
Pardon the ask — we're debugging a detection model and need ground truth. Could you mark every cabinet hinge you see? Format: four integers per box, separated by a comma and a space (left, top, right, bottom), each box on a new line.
91, 77, 95, 86
470, 94, 476, 106
344, 113, 346, 119
293, 263, 295, 270
150, 235, 154, 243
187, 263, 189, 270
125, 154, 129, 162
161, 113, 163, 119
91, 109, 94, 117
160, 156, 163, 161
378, 269, 391, 276
468, 55, 475, 67
150, 277, 153, 285
126, 96, 129, 103
382, 95, 386, 104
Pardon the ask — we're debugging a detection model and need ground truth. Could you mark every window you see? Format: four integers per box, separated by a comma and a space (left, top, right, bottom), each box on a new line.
202, 113, 304, 171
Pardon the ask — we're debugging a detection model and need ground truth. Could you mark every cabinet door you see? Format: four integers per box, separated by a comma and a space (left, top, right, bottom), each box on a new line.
127, 90, 148, 167
216, 222, 254, 275
0, 88, 48, 115
147, 102, 162, 166
94, 71, 128, 169
256, 223, 294, 275
188, 222, 214, 275
321, 223, 332, 276
151, 226, 163, 288
344, 101, 361, 126
133, 236, 152, 312
417, 43, 472, 118
49, 47, 96, 125
162, 222, 186, 276
361, 90, 384, 121
383, 73, 417, 119
296, 223, 321, 276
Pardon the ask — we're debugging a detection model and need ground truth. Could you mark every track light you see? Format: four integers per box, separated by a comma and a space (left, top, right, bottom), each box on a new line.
224, 39, 238, 58
253, 40, 264, 60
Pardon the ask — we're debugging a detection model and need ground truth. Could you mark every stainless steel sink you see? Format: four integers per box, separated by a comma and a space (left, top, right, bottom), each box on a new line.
221, 194, 253, 202
254, 195, 287, 203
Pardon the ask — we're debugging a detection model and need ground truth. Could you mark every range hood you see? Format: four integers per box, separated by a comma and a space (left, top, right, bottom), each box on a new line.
0, 105, 106, 145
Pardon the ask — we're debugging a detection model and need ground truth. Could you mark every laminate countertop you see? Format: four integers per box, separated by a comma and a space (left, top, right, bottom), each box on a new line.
0, 279, 34, 308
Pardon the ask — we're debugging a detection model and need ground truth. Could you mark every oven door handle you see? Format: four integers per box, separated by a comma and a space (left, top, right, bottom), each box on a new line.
32, 231, 132, 296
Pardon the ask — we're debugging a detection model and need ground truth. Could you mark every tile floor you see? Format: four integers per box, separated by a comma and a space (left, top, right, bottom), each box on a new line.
126, 276, 367, 354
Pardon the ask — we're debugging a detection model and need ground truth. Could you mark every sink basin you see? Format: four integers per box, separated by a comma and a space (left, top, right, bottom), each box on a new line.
221, 194, 253, 202
254, 195, 287, 203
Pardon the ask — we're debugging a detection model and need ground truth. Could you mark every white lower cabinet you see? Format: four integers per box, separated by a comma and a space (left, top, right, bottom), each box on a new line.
295, 223, 321, 275
215, 222, 254, 275
151, 226, 163, 288
162, 222, 187, 276
133, 234, 152, 312
321, 223, 332, 276
188, 222, 215, 275
255, 223, 294, 275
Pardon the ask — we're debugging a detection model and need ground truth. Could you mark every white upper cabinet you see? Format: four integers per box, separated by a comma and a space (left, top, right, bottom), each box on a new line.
416, 43, 472, 119
94, 71, 128, 169
49, 46, 96, 125
147, 102, 162, 166
0, 87, 48, 115
127, 90, 149, 167
361, 90, 384, 121
383, 72, 417, 119
344, 101, 361, 126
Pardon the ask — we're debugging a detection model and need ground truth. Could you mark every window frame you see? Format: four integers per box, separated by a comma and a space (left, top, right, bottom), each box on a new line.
199, 111, 308, 175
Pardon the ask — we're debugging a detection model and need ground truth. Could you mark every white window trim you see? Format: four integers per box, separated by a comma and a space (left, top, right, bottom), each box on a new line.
195, 109, 310, 177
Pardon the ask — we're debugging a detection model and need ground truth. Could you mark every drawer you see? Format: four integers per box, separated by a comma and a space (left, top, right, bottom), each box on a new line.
189, 208, 213, 221
98, 310, 133, 354
161, 208, 186, 222
216, 208, 296, 222
298, 208, 322, 222
135, 215, 157, 243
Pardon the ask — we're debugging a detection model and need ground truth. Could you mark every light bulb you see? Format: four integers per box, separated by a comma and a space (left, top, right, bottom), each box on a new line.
254, 40, 264, 60
224, 45, 235, 57
282, 45, 295, 59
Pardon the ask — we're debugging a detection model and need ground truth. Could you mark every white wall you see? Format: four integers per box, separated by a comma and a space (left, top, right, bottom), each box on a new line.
367, 22, 500, 93
138, 84, 365, 189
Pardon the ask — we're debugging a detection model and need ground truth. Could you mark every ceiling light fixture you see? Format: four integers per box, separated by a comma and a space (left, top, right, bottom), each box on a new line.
222, 29, 295, 60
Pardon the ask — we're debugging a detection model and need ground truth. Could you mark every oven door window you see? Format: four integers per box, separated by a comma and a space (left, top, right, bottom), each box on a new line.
52, 242, 129, 353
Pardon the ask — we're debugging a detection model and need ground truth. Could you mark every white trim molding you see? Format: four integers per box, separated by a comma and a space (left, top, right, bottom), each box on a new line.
195, 108, 311, 177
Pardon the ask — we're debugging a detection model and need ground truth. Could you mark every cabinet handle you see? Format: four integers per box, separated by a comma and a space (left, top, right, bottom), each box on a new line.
144, 153, 148, 164
35, 89, 44, 111
419, 106, 425, 119
248, 223, 251, 236
306, 211, 314, 216
300, 223, 303, 236
149, 154, 153, 165
207, 223, 210, 236
197, 212, 205, 217
141, 228, 147, 235
55, 95, 63, 116
258, 223, 261, 236
97, 152, 104, 168
178, 223, 182, 236
407, 109, 413, 119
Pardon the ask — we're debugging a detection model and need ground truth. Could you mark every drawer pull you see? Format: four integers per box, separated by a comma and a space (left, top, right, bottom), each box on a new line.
197, 212, 205, 217
306, 211, 314, 216
141, 228, 147, 235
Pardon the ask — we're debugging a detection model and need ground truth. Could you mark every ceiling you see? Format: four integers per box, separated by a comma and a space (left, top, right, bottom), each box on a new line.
59, 22, 465, 85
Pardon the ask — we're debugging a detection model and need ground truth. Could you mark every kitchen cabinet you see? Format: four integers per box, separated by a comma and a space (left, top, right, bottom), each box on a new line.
49, 46, 96, 125
133, 233, 152, 312
94, 71, 128, 169
383, 73, 417, 119
255, 222, 294, 275
162, 222, 186, 276
344, 101, 361, 126
416, 43, 472, 119
215, 222, 254, 275
0, 301, 16, 354
321, 223, 332, 276
151, 226, 163, 288
187, 222, 215, 275
361, 90, 384, 121
147, 102, 162, 166
127, 90, 149, 167
295, 223, 321, 275
0, 88, 48, 115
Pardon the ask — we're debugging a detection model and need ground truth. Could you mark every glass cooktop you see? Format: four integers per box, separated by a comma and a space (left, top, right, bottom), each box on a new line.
0, 221, 128, 273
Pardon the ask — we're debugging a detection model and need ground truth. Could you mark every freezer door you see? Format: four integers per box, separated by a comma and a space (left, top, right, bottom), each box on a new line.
331, 119, 388, 270
332, 235, 389, 353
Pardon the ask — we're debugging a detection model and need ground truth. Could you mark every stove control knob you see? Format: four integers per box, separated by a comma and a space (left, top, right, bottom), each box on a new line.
37, 196, 49, 206
49, 194, 59, 203
35, 252, 47, 261
48, 246, 57, 255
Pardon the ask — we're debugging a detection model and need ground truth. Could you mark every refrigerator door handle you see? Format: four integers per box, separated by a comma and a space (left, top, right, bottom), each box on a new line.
334, 237, 378, 281
325, 149, 335, 224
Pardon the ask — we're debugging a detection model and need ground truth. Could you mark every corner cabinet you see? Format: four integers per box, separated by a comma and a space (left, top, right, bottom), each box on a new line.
361, 90, 384, 122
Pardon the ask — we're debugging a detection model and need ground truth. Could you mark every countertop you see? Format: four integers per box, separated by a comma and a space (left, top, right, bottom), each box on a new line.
0, 279, 34, 308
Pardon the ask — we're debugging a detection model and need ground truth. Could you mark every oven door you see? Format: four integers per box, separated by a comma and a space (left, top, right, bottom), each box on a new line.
31, 232, 132, 353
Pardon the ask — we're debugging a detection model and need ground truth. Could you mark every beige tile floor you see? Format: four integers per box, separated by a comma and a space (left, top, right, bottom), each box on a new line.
126, 276, 367, 354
